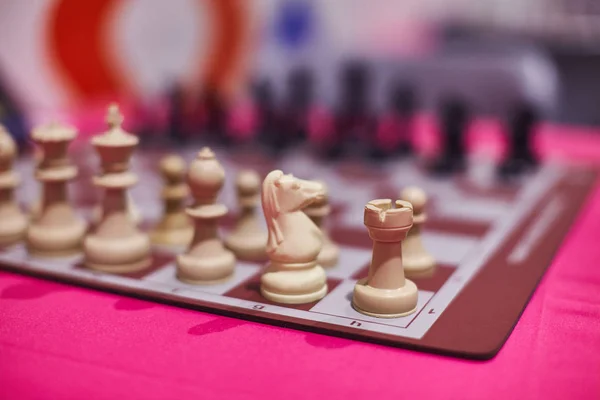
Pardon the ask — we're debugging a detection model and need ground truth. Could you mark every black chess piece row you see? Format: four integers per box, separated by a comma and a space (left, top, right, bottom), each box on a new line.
430, 97, 538, 179
253, 66, 315, 153
160, 62, 538, 179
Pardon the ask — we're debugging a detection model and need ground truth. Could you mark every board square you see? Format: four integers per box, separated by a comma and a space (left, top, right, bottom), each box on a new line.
144, 262, 261, 296
309, 280, 435, 329
325, 245, 372, 280
0, 243, 28, 263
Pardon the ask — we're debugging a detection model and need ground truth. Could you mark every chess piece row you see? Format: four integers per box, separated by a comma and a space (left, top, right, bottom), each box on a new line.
173, 148, 341, 285
0, 105, 341, 280
260, 169, 437, 315
165, 61, 538, 182
0, 102, 435, 319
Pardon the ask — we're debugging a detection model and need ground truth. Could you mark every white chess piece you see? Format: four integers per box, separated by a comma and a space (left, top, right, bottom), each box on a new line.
83, 104, 151, 273
400, 186, 436, 278
260, 170, 328, 304
26, 122, 87, 257
176, 148, 236, 284
225, 170, 267, 261
150, 154, 193, 247
352, 199, 418, 318
304, 181, 339, 267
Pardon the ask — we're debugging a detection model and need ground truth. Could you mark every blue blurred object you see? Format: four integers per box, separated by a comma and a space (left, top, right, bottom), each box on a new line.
275, 0, 314, 50
2, 114, 28, 149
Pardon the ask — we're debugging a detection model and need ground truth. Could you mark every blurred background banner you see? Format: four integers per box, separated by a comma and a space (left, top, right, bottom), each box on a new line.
0, 0, 599, 130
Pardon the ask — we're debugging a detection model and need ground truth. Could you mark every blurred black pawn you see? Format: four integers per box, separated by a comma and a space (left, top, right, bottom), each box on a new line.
430, 97, 468, 175
167, 83, 186, 144
201, 85, 227, 144
282, 66, 313, 143
391, 84, 416, 155
252, 78, 286, 153
369, 82, 416, 160
498, 102, 539, 178
331, 61, 374, 159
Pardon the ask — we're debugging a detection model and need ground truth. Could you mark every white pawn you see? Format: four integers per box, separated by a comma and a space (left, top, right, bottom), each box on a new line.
150, 154, 193, 247
225, 170, 267, 261
400, 186, 436, 278
176, 148, 236, 284
304, 181, 339, 267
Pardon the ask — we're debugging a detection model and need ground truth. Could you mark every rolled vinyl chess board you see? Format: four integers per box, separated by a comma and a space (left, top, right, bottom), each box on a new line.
1, 148, 596, 359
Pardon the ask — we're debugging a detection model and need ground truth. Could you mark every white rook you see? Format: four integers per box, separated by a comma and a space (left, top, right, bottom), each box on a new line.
352, 199, 418, 318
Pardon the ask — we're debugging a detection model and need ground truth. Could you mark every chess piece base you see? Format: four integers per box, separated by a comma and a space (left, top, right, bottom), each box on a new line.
260, 262, 327, 304
28, 247, 82, 259
177, 272, 233, 286
84, 232, 151, 274
0, 232, 25, 247
225, 233, 267, 261
261, 284, 327, 304
176, 250, 235, 283
403, 253, 436, 279
352, 277, 418, 318
151, 226, 193, 247
0, 210, 27, 247
86, 257, 151, 274
26, 219, 87, 257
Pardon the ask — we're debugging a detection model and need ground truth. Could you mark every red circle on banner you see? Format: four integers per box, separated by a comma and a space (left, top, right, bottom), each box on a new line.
47, 0, 246, 102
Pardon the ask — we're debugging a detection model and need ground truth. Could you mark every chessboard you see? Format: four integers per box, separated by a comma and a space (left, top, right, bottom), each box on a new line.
0, 144, 596, 359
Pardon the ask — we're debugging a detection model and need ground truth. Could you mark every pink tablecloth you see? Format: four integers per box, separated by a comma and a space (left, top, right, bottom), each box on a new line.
2, 123, 600, 399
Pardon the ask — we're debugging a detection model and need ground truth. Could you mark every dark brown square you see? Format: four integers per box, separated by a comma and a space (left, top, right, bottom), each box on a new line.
224, 271, 342, 311
330, 226, 371, 249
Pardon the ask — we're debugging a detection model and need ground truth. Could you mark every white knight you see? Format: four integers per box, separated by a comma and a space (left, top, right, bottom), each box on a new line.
260, 170, 328, 304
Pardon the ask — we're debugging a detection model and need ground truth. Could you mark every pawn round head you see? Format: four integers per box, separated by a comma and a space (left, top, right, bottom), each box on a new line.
160, 154, 186, 182
236, 169, 260, 195
187, 147, 225, 204
400, 186, 427, 215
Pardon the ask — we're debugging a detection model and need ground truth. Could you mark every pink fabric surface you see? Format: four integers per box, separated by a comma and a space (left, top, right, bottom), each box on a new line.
3, 124, 600, 399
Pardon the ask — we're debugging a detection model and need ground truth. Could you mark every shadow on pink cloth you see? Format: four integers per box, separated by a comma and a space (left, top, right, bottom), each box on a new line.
113, 298, 156, 311
187, 317, 354, 349
1, 281, 71, 300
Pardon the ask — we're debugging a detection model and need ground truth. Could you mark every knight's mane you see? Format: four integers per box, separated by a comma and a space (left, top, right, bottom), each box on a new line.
262, 170, 284, 253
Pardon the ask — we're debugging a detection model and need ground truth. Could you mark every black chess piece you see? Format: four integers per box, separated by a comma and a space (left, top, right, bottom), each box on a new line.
252, 79, 285, 152
430, 96, 468, 175
390, 83, 416, 155
167, 83, 186, 144
283, 66, 313, 143
498, 102, 539, 178
201, 85, 227, 144
329, 60, 374, 159
369, 82, 417, 160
